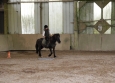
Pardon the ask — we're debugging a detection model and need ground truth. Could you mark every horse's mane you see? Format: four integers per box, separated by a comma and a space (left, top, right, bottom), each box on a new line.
52, 33, 60, 37
50, 33, 60, 41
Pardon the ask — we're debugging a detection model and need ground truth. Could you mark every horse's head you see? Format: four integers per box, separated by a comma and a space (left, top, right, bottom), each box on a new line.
53, 34, 61, 43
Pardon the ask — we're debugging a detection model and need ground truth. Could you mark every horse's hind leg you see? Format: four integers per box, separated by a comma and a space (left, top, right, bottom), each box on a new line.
35, 44, 38, 53
38, 48, 42, 57
48, 48, 52, 57
53, 47, 56, 58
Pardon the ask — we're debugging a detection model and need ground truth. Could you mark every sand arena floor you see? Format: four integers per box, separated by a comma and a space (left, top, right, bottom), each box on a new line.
0, 51, 115, 83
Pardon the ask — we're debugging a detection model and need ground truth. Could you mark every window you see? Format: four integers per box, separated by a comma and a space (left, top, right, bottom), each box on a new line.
103, 2, 111, 34
21, 0, 34, 34
49, 2, 63, 34
94, 2, 101, 22
8, 1, 73, 34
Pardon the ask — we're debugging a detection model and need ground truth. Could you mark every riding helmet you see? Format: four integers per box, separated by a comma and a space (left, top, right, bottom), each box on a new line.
44, 25, 48, 29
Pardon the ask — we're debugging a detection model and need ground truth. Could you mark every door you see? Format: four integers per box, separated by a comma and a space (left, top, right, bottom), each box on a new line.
78, 1, 112, 51
0, 11, 4, 34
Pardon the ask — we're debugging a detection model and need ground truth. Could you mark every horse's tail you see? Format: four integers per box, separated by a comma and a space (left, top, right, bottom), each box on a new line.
35, 38, 44, 53
35, 39, 39, 53
35, 38, 43, 47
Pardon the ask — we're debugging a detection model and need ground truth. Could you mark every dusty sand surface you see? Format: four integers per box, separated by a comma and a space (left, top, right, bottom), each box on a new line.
0, 51, 115, 83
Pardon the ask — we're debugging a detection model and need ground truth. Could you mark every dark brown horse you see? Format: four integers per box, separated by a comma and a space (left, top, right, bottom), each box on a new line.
35, 34, 61, 58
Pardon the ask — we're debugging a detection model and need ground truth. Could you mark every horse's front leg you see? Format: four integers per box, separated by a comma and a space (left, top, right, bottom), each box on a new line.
53, 47, 56, 58
48, 48, 52, 57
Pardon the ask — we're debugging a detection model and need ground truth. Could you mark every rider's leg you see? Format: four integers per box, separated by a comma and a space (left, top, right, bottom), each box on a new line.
42, 38, 46, 45
45, 37, 49, 47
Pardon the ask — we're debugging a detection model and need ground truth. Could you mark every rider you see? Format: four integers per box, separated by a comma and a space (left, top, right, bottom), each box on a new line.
42, 25, 51, 47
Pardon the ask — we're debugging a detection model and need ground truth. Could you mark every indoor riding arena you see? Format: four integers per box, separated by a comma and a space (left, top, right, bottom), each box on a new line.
0, 0, 115, 83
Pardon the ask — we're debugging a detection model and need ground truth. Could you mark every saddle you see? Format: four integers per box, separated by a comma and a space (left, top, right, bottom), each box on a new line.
42, 38, 50, 48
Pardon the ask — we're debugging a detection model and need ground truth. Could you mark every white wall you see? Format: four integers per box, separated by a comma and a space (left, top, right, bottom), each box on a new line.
78, 34, 115, 51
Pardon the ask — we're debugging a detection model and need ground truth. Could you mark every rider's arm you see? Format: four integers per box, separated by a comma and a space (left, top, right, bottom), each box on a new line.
42, 31, 45, 37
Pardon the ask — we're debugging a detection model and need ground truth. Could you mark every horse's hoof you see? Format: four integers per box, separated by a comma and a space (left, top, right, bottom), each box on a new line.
54, 56, 56, 58
48, 55, 51, 57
